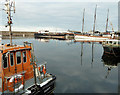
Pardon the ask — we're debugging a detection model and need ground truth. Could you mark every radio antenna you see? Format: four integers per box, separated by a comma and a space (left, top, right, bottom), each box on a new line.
4, 0, 15, 46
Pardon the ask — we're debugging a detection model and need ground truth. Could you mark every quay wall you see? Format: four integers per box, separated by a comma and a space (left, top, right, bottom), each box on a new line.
0, 31, 37, 38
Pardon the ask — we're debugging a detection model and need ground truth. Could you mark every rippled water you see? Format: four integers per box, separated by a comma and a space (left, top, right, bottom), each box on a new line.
1, 38, 118, 93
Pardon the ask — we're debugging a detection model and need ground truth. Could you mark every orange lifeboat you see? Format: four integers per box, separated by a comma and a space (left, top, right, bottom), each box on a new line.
1, 0, 56, 94
0, 42, 56, 95
0, 42, 34, 93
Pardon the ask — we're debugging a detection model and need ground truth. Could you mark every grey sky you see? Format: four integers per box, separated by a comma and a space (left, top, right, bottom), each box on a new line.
0, 0, 118, 32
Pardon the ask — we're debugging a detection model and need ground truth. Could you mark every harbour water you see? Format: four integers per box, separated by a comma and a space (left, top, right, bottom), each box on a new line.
1, 38, 118, 93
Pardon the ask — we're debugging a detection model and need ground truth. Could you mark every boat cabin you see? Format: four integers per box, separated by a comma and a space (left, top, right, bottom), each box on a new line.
102, 39, 120, 46
102, 40, 120, 57
0, 42, 56, 94
0, 42, 34, 93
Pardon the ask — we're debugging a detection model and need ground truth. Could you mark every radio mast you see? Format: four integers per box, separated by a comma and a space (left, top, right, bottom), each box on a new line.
4, 0, 15, 46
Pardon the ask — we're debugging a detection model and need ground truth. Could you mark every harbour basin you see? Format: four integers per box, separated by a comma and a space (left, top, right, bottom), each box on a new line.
1, 38, 118, 93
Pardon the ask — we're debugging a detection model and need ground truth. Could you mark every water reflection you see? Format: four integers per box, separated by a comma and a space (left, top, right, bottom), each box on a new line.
79, 42, 95, 68
91, 42, 94, 68
80, 42, 83, 66
102, 52, 120, 79
35, 38, 73, 43
36, 38, 50, 43
102, 40, 120, 79
7, 38, 117, 93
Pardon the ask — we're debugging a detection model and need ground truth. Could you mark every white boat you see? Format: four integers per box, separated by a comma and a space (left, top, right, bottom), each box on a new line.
75, 34, 109, 42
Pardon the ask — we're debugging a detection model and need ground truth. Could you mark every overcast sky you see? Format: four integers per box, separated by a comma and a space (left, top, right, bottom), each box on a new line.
8, 0, 120, 2
0, 0, 119, 32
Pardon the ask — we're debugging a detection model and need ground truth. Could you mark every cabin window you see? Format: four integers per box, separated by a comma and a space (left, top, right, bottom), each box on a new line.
3, 54, 8, 68
118, 42, 120, 44
110, 41, 112, 44
10, 53, 14, 66
113, 42, 116, 45
16, 51, 21, 64
23, 51, 27, 63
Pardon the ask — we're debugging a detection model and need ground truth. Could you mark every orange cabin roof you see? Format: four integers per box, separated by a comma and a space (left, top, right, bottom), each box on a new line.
0, 43, 34, 92
0, 44, 32, 54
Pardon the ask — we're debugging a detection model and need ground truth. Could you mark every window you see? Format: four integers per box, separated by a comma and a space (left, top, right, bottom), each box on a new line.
110, 41, 112, 44
10, 53, 14, 66
3, 53, 8, 68
23, 51, 27, 63
118, 42, 120, 44
113, 42, 116, 45
16, 52, 21, 64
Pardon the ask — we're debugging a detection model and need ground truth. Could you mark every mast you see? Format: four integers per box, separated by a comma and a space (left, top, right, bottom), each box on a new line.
80, 8, 85, 66
93, 5, 97, 35
4, 0, 15, 46
82, 8, 85, 34
91, 5, 97, 67
31, 43, 37, 87
105, 9, 109, 32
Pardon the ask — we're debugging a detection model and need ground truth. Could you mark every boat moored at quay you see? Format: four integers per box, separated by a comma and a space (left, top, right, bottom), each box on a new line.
0, 42, 56, 95
0, 0, 56, 94
102, 39, 120, 57
34, 30, 74, 40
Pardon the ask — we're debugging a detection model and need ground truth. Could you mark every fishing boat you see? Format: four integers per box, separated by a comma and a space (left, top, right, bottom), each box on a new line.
0, 42, 56, 94
0, 0, 56, 94
102, 39, 120, 57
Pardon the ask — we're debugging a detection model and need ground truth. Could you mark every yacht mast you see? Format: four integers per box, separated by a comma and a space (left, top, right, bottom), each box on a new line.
105, 9, 109, 32
82, 8, 85, 34
93, 5, 97, 35
80, 9, 85, 66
